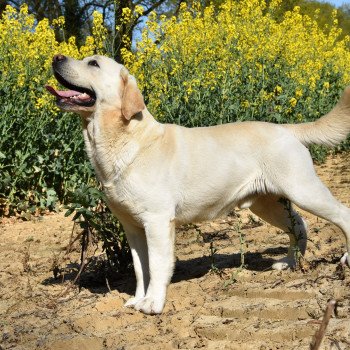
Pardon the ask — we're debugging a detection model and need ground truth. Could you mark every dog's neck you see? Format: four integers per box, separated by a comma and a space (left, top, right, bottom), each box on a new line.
81, 107, 163, 186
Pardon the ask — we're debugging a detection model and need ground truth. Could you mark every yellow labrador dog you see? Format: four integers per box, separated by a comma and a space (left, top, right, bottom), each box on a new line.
47, 54, 350, 314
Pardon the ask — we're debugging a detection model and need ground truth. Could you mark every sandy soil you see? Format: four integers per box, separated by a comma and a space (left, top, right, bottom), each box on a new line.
1, 154, 350, 350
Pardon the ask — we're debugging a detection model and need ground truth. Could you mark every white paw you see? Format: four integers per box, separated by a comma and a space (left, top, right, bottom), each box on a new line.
272, 257, 295, 271
340, 252, 349, 267
124, 296, 144, 308
134, 296, 165, 315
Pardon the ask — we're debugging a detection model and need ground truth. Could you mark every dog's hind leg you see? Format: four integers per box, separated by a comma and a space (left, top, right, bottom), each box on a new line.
249, 194, 308, 270
282, 172, 350, 268
123, 223, 150, 308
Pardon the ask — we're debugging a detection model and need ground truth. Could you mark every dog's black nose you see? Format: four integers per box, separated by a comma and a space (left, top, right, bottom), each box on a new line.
53, 54, 66, 64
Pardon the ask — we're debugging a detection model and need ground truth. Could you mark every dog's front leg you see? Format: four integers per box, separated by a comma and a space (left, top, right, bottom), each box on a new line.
123, 224, 150, 308
134, 217, 175, 315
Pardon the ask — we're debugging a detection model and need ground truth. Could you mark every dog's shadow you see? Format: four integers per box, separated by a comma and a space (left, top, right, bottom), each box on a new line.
42, 247, 286, 296
172, 248, 283, 283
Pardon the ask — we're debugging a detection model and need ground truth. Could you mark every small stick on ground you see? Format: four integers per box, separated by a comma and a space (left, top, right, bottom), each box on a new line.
310, 299, 337, 350
65, 222, 81, 254
105, 276, 112, 293
46, 225, 92, 307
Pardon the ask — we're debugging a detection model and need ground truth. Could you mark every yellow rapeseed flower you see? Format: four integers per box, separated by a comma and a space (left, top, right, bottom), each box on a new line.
297, 113, 303, 121
134, 5, 144, 16
289, 97, 297, 107
295, 88, 303, 98
242, 100, 250, 108
274, 85, 283, 94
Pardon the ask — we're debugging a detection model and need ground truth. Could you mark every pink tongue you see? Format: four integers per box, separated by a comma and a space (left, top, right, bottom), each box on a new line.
45, 85, 81, 98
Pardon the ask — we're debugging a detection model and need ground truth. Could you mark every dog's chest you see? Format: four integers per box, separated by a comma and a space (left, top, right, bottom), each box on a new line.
101, 177, 146, 226
83, 124, 139, 183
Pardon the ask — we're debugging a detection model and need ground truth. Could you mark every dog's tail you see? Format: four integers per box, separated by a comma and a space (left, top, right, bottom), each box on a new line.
284, 86, 350, 146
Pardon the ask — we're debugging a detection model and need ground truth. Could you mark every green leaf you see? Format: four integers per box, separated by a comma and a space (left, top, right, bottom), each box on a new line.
64, 208, 75, 217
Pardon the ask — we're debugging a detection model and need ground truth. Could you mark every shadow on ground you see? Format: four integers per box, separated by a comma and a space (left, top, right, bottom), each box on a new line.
41, 247, 286, 296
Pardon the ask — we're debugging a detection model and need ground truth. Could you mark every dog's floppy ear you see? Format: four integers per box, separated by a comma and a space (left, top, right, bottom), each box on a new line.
120, 67, 145, 120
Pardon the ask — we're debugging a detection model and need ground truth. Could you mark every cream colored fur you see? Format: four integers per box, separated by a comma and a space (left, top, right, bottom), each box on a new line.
285, 86, 350, 146
51, 54, 350, 315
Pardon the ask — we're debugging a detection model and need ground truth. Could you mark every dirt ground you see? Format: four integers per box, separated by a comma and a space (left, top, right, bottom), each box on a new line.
1, 154, 350, 350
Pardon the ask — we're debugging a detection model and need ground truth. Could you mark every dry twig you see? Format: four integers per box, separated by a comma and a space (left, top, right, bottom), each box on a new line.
310, 299, 337, 350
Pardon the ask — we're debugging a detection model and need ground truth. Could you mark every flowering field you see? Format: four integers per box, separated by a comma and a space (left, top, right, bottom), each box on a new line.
124, 0, 350, 127
0, 5, 106, 215
1, 0, 350, 215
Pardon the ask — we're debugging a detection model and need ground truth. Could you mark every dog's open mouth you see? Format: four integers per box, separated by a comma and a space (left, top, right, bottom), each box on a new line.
45, 71, 96, 107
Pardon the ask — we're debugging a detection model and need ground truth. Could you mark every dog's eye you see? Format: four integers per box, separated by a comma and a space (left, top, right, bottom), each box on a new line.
88, 60, 100, 68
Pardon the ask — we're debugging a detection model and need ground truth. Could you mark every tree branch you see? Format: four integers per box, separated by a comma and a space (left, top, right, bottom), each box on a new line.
142, 0, 167, 17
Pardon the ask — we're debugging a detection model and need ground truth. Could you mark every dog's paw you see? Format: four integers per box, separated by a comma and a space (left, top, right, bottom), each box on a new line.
272, 257, 295, 271
124, 296, 144, 308
134, 296, 164, 315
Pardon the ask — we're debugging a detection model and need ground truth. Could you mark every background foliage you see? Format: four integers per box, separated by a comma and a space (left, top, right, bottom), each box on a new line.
124, 0, 350, 128
0, 5, 104, 215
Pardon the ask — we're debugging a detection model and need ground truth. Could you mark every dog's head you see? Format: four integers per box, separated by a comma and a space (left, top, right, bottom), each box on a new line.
46, 54, 145, 119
